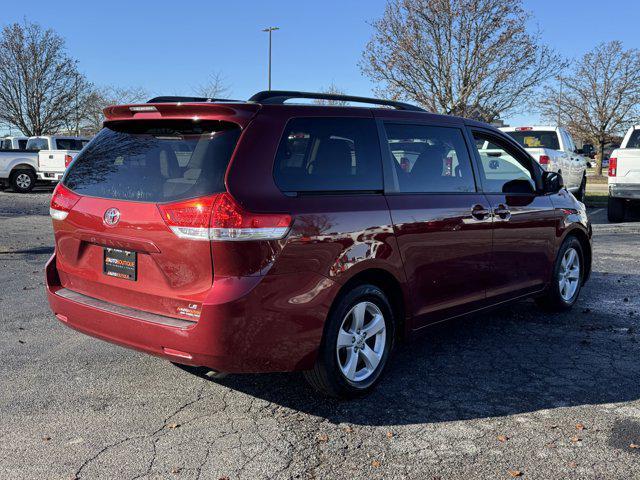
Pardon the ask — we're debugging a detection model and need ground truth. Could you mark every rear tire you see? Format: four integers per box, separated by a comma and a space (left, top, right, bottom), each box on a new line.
304, 284, 395, 398
9, 169, 36, 193
607, 196, 626, 223
536, 236, 584, 312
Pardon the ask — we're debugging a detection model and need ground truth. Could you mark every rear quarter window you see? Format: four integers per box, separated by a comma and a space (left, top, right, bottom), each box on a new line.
63, 120, 241, 202
273, 117, 383, 193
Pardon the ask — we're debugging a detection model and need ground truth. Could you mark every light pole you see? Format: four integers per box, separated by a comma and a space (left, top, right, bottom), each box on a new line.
556, 76, 563, 126
262, 27, 279, 90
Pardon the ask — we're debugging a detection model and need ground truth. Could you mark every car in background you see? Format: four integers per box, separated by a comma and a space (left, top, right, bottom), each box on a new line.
0, 135, 90, 192
1, 136, 29, 150
26, 135, 90, 190
46, 91, 591, 398
500, 126, 588, 201
607, 126, 640, 222
0, 147, 39, 192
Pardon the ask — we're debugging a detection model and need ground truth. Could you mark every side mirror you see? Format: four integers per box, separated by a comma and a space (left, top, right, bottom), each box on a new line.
542, 171, 564, 194
576, 148, 584, 155
502, 178, 536, 195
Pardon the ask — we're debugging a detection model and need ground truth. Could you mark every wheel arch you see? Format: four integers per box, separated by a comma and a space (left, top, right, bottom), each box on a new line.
10, 163, 37, 174
331, 268, 410, 341
561, 226, 592, 284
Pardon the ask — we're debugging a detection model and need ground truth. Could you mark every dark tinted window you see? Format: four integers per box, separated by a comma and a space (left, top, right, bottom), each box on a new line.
56, 139, 86, 151
18, 139, 27, 150
473, 132, 536, 193
64, 120, 240, 202
505, 130, 560, 150
273, 118, 382, 192
627, 129, 640, 149
384, 124, 475, 193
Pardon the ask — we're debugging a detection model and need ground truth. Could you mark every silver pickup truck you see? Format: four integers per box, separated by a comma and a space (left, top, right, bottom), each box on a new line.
500, 126, 589, 201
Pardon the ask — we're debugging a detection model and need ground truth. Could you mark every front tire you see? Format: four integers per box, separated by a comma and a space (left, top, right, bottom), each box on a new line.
9, 169, 36, 193
304, 284, 395, 398
536, 236, 584, 312
607, 196, 626, 223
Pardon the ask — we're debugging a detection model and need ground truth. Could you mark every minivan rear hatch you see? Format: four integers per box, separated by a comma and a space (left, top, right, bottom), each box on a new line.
51, 107, 256, 321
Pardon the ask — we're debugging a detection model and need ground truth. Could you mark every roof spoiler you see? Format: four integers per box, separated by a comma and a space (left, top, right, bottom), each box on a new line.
147, 96, 244, 104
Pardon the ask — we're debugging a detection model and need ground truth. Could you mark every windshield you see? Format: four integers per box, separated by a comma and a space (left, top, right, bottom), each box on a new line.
504, 131, 560, 150
63, 120, 241, 202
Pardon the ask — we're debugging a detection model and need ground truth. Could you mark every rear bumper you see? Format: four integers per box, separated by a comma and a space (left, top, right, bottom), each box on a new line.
609, 183, 640, 199
46, 254, 338, 373
36, 171, 63, 182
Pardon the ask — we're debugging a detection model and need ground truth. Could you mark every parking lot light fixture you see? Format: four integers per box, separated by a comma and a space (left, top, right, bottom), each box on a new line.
262, 27, 280, 90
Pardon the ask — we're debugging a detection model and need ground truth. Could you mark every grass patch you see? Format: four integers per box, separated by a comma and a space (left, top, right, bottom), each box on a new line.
586, 174, 609, 184
584, 190, 608, 207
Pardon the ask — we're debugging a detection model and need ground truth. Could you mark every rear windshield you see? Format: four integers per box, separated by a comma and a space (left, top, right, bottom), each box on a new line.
55, 138, 86, 151
26, 137, 49, 151
63, 120, 241, 202
627, 130, 640, 149
504, 130, 560, 150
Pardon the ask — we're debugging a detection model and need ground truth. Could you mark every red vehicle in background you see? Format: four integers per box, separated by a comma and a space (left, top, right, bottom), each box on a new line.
46, 91, 591, 398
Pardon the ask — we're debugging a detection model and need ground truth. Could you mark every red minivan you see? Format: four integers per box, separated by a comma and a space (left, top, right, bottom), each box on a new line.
46, 91, 592, 398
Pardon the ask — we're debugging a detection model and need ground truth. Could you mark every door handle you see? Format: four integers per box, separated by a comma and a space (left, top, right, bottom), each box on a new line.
471, 204, 490, 220
494, 204, 511, 220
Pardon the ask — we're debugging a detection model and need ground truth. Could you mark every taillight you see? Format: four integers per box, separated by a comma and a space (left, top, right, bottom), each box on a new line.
64, 154, 73, 168
50, 183, 80, 221
209, 192, 291, 241
157, 193, 291, 241
608, 157, 617, 177
539, 155, 550, 165
157, 196, 217, 241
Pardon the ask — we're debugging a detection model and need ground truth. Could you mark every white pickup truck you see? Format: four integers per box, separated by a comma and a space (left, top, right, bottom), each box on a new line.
1, 136, 29, 150
0, 135, 90, 192
607, 125, 640, 222
500, 126, 588, 201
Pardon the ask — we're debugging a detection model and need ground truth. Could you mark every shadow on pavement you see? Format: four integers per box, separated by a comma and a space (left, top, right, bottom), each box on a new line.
178, 293, 640, 426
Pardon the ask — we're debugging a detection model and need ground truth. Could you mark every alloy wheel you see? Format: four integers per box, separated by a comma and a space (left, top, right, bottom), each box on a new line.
559, 247, 580, 301
336, 301, 386, 383
16, 173, 31, 189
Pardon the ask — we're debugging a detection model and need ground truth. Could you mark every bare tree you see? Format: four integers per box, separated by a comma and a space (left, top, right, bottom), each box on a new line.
194, 71, 231, 99
313, 82, 350, 106
0, 20, 89, 136
539, 41, 640, 176
80, 85, 148, 134
361, 0, 565, 122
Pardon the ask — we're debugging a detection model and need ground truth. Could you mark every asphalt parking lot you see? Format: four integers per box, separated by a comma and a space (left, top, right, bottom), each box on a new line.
1, 189, 640, 479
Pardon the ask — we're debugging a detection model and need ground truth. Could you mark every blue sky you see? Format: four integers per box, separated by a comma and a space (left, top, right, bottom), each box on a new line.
4, 0, 640, 130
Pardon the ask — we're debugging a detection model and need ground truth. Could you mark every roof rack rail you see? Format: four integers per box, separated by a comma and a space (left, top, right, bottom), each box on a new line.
248, 90, 425, 112
147, 96, 244, 103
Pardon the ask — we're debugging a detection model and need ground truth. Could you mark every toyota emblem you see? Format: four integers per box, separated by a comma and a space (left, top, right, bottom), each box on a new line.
103, 208, 120, 226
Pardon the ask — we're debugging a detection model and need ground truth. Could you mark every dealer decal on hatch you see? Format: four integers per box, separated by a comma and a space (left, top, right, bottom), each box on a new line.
177, 303, 201, 319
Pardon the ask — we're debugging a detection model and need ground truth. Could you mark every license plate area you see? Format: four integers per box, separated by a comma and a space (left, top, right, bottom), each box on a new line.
103, 248, 137, 281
